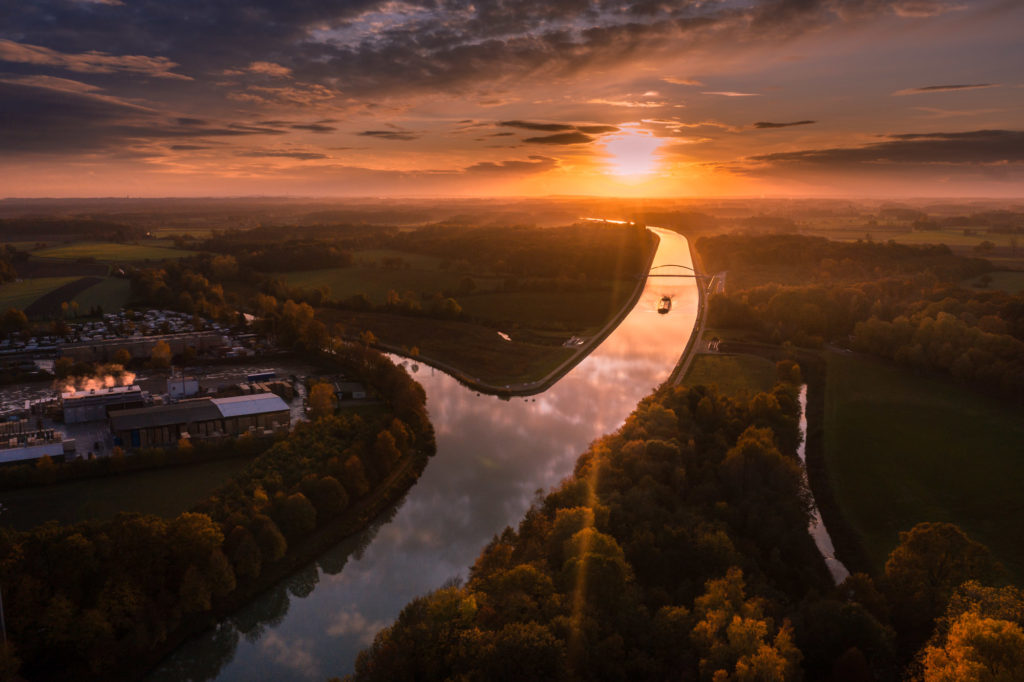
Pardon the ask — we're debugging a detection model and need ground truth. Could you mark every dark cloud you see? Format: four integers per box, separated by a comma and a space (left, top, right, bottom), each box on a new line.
290, 123, 336, 133
523, 131, 594, 145
239, 150, 328, 160
500, 120, 575, 132
0, 80, 285, 154
465, 155, 558, 174
893, 83, 997, 95
750, 130, 1024, 166
499, 120, 618, 140
169, 144, 212, 150
1, 0, 952, 105
753, 120, 816, 128
357, 130, 418, 141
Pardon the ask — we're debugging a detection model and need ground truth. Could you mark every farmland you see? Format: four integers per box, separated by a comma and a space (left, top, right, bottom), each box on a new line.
824, 351, 1024, 581
0, 276, 80, 311
682, 352, 778, 396
32, 241, 195, 262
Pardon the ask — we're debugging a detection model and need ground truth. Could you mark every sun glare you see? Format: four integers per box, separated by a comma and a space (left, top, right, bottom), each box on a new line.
603, 130, 663, 177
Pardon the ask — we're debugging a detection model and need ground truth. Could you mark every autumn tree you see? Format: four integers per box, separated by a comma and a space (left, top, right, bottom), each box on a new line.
114, 348, 132, 366
308, 382, 337, 421
150, 339, 172, 369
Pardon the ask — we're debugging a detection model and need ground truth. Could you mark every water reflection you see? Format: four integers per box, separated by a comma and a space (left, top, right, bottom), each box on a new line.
797, 385, 851, 584
147, 228, 700, 681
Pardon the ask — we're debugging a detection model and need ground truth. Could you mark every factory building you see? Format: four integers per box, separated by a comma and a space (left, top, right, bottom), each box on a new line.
62, 385, 145, 424
110, 393, 290, 449
0, 420, 74, 464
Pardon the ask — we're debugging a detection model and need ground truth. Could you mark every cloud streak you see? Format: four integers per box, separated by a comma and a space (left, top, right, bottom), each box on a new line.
753, 120, 816, 129
0, 38, 190, 80
893, 83, 997, 95
750, 130, 1024, 166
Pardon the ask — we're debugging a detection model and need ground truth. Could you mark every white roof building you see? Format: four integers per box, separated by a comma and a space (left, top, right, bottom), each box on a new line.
212, 393, 290, 418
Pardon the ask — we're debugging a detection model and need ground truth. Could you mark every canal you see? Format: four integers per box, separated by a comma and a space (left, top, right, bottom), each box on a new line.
147, 227, 701, 681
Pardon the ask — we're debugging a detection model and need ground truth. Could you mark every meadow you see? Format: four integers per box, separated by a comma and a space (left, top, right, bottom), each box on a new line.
71, 276, 133, 312
683, 352, 778, 396
317, 308, 575, 386
32, 241, 195, 261
0, 276, 79, 311
282, 264, 501, 304
824, 351, 1024, 581
0, 457, 251, 531
458, 284, 635, 331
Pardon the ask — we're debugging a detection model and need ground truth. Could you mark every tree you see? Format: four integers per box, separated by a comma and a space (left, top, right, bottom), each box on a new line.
884, 522, 1000, 647
308, 382, 336, 421
150, 340, 172, 369
922, 612, 1024, 681
0, 307, 28, 335
275, 493, 317, 540
114, 348, 132, 366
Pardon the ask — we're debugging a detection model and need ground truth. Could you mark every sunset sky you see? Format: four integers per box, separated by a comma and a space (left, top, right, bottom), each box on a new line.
2, 0, 1022, 198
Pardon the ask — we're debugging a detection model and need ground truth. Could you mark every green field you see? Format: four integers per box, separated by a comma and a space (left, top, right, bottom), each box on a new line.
0, 458, 251, 531
683, 353, 778, 396
72, 276, 133, 312
0, 276, 80, 311
283, 265, 501, 304
354, 249, 445, 270
459, 284, 634, 331
824, 351, 1024, 580
318, 308, 575, 386
32, 241, 194, 261
962, 270, 1024, 295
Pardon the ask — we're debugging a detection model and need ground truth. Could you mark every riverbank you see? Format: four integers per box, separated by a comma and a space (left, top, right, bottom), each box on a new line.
130, 449, 430, 682
669, 233, 707, 386
369, 228, 662, 397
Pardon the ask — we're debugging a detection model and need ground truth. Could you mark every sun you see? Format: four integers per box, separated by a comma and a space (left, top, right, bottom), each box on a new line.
602, 130, 663, 177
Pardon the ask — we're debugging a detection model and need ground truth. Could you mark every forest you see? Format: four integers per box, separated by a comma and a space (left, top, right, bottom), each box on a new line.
699, 234, 1024, 399
0, 345, 434, 681
342, 377, 1019, 681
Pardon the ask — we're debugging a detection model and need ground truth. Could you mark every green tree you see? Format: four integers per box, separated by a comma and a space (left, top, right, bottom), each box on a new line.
275, 493, 317, 540
885, 522, 1000, 647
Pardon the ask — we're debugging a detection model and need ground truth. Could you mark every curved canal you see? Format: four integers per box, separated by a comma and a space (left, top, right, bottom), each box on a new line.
148, 227, 701, 681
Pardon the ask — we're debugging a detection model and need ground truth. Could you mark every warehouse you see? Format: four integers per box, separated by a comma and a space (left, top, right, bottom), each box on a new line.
110, 392, 290, 449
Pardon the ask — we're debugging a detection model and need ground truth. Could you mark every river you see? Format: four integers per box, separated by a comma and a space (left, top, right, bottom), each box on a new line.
147, 228, 700, 681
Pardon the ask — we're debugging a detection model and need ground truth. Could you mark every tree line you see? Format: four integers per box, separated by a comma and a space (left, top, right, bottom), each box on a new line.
699, 234, 1024, 399
0, 346, 434, 680
342, 379, 1020, 681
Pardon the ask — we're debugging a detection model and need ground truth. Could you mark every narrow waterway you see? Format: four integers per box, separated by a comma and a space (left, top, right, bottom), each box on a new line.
147, 228, 700, 681
797, 385, 850, 584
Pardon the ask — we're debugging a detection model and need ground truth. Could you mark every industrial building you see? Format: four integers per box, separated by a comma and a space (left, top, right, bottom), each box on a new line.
0, 420, 74, 464
62, 385, 145, 424
110, 393, 290, 449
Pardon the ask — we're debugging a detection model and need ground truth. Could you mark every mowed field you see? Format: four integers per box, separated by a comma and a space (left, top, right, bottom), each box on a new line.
282, 265, 501, 303
32, 241, 194, 261
824, 351, 1024, 581
459, 283, 635, 331
72, 276, 133, 312
0, 457, 252, 531
683, 353, 778, 396
0, 276, 80, 311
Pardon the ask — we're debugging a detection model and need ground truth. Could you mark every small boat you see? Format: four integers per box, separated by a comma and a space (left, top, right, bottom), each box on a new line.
658, 296, 671, 314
